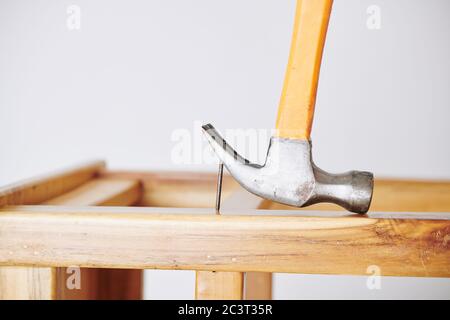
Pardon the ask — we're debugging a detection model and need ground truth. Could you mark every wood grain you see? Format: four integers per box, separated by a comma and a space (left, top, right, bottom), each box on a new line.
0, 205, 448, 277
0, 162, 142, 299
0, 267, 56, 300
0, 160, 105, 207
245, 272, 272, 300
2, 166, 450, 300
43, 178, 142, 300
195, 189, 270, 300
0, 161, 106, 300
102, 170, 238, 208
195, 271, 243, 300
219, 189, 272, 300
44, 179, 142, 207
95, 268, 142, 300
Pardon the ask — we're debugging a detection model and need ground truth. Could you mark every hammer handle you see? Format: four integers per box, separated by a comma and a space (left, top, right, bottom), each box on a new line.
275, 0, 333, 140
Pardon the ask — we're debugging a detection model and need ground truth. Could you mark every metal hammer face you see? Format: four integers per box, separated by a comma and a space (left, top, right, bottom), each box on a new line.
203, 124, 373, 214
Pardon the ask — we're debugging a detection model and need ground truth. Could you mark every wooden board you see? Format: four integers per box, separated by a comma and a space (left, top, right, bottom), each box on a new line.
0, 205, 448, 277
103, 170, 237, 208
45, 179, 141, 206
217, 189, 272, 300
0, 162, 143, 299
44, 178, 142, 300
0, 161, 104, 299
195, 189, 271, 300
2, 165, 450, 299
0, 267, 56, 300
0, 161, 105, 206
195, 271, 243, 300
245, 272, 272, 300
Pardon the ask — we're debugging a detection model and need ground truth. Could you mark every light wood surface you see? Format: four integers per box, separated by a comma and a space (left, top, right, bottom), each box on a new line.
45, 179, 141, 206
0, 267, 56, 300
245, 272, 272, 300
195, 271, 243, 300
0, 161, 105, 207
0, 161, 106, 300
275, 0, 333, 140
1, 205, 448, 277
219, 189, 272, 300
195, 189, 272, 300
103, 170, 238, 207
0, 162, 142, 299
43, 177, 142, 300
1, 165, 450, 299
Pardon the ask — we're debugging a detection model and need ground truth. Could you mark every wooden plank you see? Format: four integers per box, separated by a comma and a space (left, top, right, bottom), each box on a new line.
195, 189, 265, 300
108, 171, 238, 299
54, 264, 143, 300
0, 267, 56, 300
0, 161, 105, 300
0, 206, 448, 277
43, 178, 142, 300
95, 268, 142, 300
219, 189, 272, 300
56, 266, 142, 300
44, 179, 141, 206
0, 161, 105, 207
102, 170, 238, 208
245, 272, 272, 300
0, 163, 143, 299
221, 188, 265, 210
55, 266, 98, 300
224, 192, 274, 300
195, 271, 243, 300
118, 171, 240, 300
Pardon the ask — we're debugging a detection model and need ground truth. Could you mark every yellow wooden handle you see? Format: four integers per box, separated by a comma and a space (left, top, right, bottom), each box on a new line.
275, 0, 333, 140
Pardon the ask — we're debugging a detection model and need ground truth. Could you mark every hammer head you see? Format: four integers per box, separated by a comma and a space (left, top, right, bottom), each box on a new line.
203, 124, 373, 214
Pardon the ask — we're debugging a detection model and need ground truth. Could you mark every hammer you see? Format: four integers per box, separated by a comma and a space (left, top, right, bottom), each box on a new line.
203, 0, 373, 213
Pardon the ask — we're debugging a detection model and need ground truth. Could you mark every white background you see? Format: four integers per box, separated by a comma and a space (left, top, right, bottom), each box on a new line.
1, 0, 449, 299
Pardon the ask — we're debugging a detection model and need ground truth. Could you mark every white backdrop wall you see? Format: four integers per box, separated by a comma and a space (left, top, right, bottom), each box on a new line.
1, 0, 449, 299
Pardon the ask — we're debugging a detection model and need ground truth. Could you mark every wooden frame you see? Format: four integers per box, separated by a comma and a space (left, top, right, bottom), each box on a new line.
0, 161, 449, 299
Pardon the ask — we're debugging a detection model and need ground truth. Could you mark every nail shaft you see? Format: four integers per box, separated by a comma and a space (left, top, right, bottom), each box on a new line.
215, 162, 224, 215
